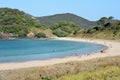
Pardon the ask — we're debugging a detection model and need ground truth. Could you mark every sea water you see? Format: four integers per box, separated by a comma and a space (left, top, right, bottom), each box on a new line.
0, 39, 106, 63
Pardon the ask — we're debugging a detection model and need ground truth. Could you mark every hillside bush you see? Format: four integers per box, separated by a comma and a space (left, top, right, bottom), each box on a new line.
53, 28, 68, 37
35, 32, 46, 38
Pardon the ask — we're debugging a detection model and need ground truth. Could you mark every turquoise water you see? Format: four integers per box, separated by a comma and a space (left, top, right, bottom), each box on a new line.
0, 39, 106, 63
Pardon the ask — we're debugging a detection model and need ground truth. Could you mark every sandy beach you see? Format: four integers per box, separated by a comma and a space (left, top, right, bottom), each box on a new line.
0, 37, 120, 70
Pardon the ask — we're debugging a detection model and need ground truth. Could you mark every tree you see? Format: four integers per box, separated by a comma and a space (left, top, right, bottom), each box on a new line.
97, 16, 114, 26
97, 17, 108, 26
108, 16, 114, 20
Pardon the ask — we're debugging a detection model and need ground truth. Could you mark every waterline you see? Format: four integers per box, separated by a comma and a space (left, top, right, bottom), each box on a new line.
0, 39, 107, 63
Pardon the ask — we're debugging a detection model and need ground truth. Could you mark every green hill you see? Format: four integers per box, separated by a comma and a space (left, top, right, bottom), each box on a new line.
37, 13, 96, 28
0, 8, 47, 37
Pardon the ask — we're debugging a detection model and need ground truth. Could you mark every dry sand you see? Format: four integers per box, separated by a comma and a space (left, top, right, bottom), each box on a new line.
0, 37, 120, 70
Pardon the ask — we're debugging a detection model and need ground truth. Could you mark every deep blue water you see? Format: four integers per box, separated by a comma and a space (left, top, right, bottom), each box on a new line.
0, 39, 106, 63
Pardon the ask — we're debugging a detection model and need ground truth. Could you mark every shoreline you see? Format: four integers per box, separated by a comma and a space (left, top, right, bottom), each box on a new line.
0, 37, 120, 70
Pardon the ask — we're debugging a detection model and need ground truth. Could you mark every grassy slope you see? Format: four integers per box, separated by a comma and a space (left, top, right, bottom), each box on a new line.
57, 66, 120, 80
0, 56, 120, 80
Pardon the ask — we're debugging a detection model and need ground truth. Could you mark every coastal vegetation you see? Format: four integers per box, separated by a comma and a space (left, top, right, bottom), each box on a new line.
79, 16, 120, 39
0, 56, 120, 80
0, 8, 48, 38
57, 66, 120, 80
0, 7, 120, 40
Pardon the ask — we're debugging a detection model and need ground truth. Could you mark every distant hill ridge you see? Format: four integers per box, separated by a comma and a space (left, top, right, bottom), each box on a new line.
37, 13, 97, 28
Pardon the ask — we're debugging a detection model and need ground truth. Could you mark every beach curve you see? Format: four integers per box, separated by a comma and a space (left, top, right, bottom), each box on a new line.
0, 37, 120, 70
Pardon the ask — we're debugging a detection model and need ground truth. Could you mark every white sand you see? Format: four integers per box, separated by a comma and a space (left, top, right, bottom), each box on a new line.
0, 37, 120, 70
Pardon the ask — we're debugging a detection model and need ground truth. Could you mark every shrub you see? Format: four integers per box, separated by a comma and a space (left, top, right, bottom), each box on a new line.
35, 32, 46, 38
50, 21, 81, 36
53, 28, 68, 37
60, 26, 72, 33
87, 29, 96, 34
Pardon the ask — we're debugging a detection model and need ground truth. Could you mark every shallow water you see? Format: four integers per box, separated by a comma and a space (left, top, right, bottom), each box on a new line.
0, 39, 106, 63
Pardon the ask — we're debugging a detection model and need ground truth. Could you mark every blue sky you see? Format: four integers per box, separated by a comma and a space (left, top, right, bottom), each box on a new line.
0, 0, 119, 21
